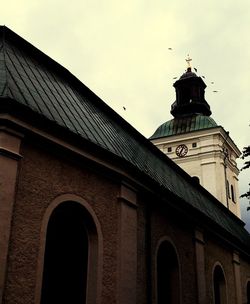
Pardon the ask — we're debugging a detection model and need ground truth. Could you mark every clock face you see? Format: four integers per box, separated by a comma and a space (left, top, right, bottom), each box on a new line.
175, 144, 188, 157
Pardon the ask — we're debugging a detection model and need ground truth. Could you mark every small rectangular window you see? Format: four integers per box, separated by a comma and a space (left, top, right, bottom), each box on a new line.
167, 147, 172, 152
192, 143, 197, 148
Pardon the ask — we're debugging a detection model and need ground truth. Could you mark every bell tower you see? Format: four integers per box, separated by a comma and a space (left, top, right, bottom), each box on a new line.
150, 58, 241, 217
171, 56, 211, 118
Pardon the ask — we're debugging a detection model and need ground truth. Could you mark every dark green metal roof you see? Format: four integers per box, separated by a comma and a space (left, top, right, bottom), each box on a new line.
1, 26, 249, 251
150, 115, 217, 139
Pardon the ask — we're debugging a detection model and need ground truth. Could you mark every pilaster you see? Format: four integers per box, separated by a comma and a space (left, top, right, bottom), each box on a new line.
232, 251, 242, 304
195, 229, 206, 304
117, 182, 137, 304
0, 128, 22, 303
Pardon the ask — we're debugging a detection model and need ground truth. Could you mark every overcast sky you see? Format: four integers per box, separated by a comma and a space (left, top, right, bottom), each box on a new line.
3, 0, 250, 229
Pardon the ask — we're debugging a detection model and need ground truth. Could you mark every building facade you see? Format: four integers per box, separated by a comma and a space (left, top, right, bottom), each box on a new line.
0, 26, 250, 304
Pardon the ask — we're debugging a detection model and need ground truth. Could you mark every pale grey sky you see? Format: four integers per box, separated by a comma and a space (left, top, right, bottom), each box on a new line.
3, 0, 250, 228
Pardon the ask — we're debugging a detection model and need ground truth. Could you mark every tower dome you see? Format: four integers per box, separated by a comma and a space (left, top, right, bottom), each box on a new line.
150, 115, 217, 140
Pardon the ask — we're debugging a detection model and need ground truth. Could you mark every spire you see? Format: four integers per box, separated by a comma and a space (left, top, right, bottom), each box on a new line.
170, 57, 212, 118
185, 54, 192, 69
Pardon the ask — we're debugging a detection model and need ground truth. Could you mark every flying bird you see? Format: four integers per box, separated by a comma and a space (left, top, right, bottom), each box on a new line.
202, 76, 205, 79
213, 90, 218, 93
168, 48, 173, 50
194, 68, 197, 72
123, 106, 126, 111
173, 77, 178, 79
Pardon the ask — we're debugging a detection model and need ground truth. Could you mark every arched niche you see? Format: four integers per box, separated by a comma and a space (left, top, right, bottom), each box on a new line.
213, 263, 227, 304
36, 194, 103, 304
156, 239, 181, 304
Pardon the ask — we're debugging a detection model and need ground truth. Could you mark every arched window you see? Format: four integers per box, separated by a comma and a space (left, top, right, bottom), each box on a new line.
192, 176, 200, 184
157, 241, 180, 304
213, 264, 227, 304
41, 202, 94, 304
247, 281, 250, 304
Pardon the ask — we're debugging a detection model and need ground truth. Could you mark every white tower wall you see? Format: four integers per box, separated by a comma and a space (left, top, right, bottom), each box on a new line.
151, 127, 241, 217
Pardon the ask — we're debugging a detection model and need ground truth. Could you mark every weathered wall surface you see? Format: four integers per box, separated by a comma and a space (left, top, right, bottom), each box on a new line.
205, 235, 236, 303
149, 202, 197, 304
3, 141, 120, 304
240, 257, 250, 303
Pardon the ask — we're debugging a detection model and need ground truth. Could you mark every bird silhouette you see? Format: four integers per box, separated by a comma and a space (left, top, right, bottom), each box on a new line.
173, 77, 177, 79
123, 106, 126, 110
202, 76, 205, 79
194, 68, 197, 72
213, 90, 218, 93
168, 48, 173, 50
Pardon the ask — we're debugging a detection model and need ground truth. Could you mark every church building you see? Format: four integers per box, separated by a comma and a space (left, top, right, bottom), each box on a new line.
0, 26, 250, 304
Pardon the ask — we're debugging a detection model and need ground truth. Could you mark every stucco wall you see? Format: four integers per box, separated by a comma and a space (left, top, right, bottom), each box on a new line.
240, 257, 250, 303
150, 202, 197, 304
3, 141, 120, 304
205, 234, 237, 303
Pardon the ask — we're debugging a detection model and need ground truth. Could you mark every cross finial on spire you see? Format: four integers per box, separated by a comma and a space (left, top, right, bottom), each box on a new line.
185, 54, 192, 68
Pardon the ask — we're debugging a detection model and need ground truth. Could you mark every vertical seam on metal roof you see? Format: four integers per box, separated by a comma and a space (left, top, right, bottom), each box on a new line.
51, 76, 107, 144
20, 49, 78, 131
36, 66, 80, 133
1, 27, 8, 97
5, 45, 55, 120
